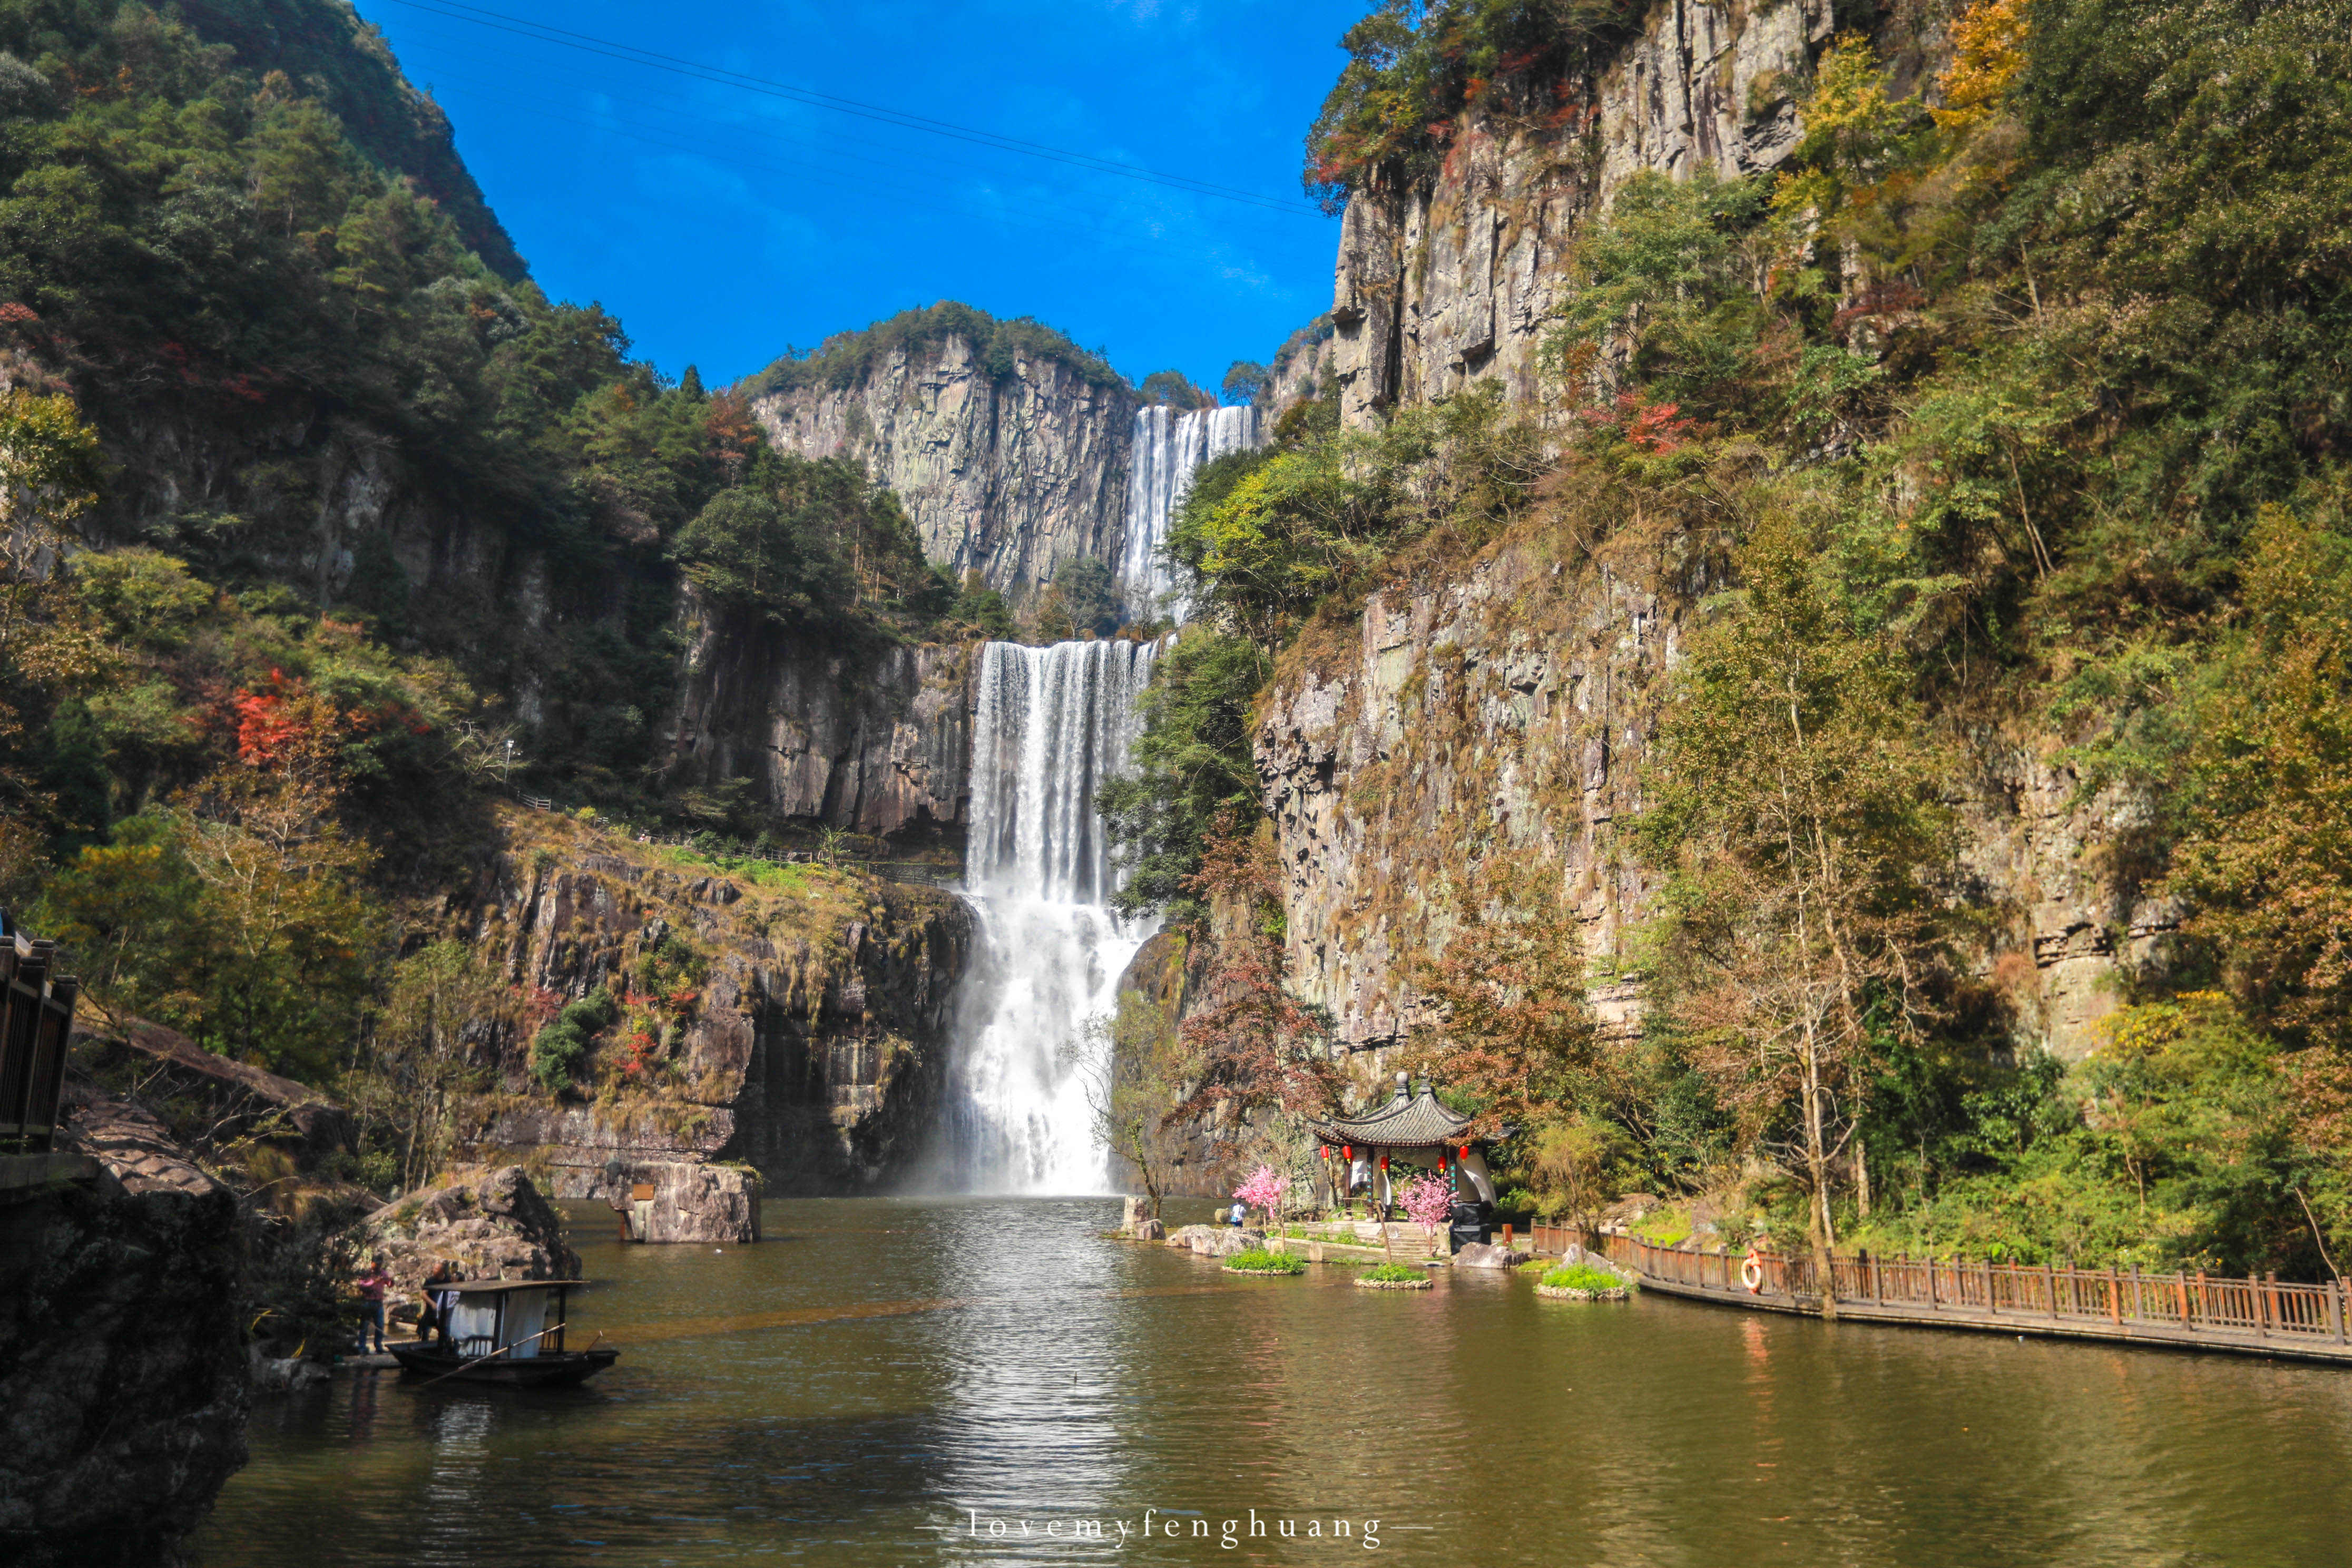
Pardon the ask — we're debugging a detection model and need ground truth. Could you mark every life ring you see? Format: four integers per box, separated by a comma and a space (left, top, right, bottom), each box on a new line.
1740, 1250, 1765, 1294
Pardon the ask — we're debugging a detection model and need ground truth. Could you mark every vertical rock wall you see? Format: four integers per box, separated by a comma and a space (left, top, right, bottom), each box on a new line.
1263, 0, 2163, 1064
1329, 0, 1831, 429
664, 604, 974, 840
1256, 526, 2167, 1063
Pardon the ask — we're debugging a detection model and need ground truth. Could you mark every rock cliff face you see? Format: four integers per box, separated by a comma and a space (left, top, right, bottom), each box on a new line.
664, 606, 974, 840
460, 811, 971, 1197
753, 336, 1138, 603
1258, 530, 1692, 1052
1256, 524, 2165, 1063
1328, 0, 1831, 429
1271, 0, 2161, 1062
0, 1096, 249, 1568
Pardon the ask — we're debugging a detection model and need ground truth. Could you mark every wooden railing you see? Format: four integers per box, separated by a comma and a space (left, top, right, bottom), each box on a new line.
1593, 1228, 2352, 1357
0, 924, 82, 1157
1528, 1222, 1579, 1256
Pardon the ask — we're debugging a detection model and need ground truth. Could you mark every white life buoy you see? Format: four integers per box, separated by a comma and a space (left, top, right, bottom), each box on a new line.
1740, 1250, 1765, 1293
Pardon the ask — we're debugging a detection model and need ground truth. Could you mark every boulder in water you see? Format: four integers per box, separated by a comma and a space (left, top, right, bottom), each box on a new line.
602, 1160, 760, 1243
1168, 1223, 1264, 1256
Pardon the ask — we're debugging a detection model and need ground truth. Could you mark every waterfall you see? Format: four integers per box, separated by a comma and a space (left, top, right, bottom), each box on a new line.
1121, 403, 1260, 624
947, 639, 1159, 1193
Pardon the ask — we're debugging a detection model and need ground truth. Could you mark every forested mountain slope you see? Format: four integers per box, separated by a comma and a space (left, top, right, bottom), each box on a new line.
0, 0, 1001, 1207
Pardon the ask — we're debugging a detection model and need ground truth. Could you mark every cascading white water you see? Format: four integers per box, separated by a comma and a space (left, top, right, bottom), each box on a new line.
1121, 403, 1260, 624
948, 638, 1159, 1193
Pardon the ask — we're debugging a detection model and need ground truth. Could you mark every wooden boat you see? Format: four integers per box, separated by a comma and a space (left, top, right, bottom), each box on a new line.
390, 1279, 618, 1388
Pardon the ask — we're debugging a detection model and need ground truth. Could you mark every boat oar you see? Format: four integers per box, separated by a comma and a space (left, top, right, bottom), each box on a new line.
415, 1321, 571, 1387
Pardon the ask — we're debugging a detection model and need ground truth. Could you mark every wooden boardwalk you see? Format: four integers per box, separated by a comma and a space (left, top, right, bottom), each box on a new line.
1591, 1228, 2352, 1366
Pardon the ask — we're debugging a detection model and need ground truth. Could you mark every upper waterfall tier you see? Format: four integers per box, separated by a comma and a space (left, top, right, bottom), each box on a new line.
1121, 404, 1260, 623
964, 639, 1159, 906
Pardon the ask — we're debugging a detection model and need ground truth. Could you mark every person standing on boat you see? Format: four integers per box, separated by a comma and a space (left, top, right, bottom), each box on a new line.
420, 1261, 459, 1348
353, 1257, 390, 1354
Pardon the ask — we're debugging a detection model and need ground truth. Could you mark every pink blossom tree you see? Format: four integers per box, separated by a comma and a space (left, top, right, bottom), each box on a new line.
1400, 1172, 1455, 1254
1233, 1164, 1290, 1230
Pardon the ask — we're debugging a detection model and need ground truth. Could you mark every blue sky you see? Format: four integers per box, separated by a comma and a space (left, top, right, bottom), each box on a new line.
365, 0, 1368, 392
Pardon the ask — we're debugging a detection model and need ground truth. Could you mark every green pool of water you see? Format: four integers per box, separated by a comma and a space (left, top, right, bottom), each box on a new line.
194, 1197, 2352, 1565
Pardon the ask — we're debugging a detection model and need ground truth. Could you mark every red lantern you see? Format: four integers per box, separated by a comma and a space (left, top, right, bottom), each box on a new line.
1459, 1145, 1471, 1161
1342, 1145, 1353, 1161
1378, 1153, 1389, 1171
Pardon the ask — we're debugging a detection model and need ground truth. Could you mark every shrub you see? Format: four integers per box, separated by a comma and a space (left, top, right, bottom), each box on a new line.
1224, 1248, 1307, 1275
532, 986, 616, 1091
1361, 1261, 1425, 1283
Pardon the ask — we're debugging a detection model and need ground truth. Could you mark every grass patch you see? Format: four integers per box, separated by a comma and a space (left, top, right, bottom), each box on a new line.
1629, 1210, 1693, 1248
1360, 1262, 1424, 1283
1224, 1249, 1307, 1276
1540, 1263, 1632, 1293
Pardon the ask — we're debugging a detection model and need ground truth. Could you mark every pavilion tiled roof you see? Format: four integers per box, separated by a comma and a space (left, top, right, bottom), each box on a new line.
1307, 1083, 1481, 1149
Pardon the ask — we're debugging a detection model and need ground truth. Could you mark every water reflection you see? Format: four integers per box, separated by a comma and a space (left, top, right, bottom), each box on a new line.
196, 1198, 2352, 1566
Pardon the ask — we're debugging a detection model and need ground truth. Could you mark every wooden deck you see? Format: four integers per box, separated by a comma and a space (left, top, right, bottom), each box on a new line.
1593, 1229, 2352, 1366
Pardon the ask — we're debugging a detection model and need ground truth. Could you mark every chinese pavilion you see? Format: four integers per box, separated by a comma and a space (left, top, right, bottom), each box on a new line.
1306, 1073, 1503, 1212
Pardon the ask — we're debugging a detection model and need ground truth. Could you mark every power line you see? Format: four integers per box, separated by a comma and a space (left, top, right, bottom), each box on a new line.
374, 0, 1326, 219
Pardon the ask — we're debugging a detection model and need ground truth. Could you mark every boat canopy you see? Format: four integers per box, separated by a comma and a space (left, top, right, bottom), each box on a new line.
435, 1279, 584, 1359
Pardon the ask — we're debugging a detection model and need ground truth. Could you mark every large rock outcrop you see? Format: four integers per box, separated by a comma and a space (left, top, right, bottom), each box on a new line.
365, 1165, 580, 1299
460, 809, 972, 1195
604, 1160, 763, 1244
0, 1096, 248, 1568
754, 331, 1138, 604
1329, 0, 1831, 428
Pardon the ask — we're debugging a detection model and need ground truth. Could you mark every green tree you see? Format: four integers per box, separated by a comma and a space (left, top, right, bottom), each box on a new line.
672, 477, 850, 626
1220, 360, 1270, 406
1638, 516, 1957, 1305
2165, 496, 2352, 1050
1083, 988, 1189, 1218
358, 940, 496, 1190
1099, 630, 1271, 920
